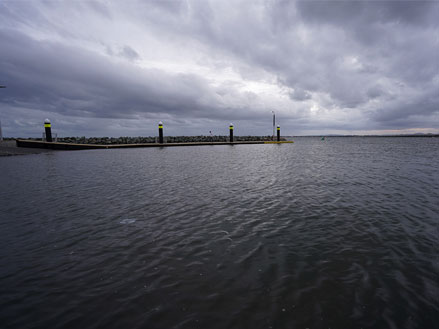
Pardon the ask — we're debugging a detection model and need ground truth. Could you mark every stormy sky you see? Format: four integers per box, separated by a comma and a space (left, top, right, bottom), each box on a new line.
0, 0, 438, 137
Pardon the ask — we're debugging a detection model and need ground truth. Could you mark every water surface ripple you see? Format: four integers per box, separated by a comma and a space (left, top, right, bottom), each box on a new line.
0, 137, 438, 329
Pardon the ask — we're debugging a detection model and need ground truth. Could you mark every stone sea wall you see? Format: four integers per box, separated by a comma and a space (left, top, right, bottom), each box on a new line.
50, 136, 286, 144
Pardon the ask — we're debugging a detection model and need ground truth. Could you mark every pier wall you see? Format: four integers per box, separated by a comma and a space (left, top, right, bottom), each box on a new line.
16, 139, 293, 150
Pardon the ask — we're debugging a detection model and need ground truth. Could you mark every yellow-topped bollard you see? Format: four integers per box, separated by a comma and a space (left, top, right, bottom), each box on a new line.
229, 123, 234, 143
44, 119, 52, 142
158, 121, 163, 144
277, 125, 280, 142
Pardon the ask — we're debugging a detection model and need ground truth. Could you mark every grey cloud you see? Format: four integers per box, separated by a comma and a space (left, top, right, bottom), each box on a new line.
296, 1, 438, 27
182, 1, 438, 110
366, 86, 384, 99
119, 46, 140, 61
86, 0, 112, 19
372, 86, 439, 125
0, 28, 268, 126
84, 0, 438, 119
1, 0, 438, 136
0, 30, 206, 119
289, 88, 311, 101
106, 45, 140, 61
1, 2, 77, 40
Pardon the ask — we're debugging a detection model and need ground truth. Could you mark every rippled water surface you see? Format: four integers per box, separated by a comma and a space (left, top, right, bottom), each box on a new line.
1, 137, 438, 329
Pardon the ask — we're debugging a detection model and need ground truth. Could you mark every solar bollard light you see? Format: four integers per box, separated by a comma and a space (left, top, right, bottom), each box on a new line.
44, 119, 52, 142
229, 123, 234, 143
158, 121, 164, 144
277, 125, 280, 142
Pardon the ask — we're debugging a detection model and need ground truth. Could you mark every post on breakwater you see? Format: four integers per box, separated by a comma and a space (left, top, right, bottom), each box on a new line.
277, 125, 280, 142
229, 123, 234, 143
158, 121, 164, 144
44, 119, 52, 142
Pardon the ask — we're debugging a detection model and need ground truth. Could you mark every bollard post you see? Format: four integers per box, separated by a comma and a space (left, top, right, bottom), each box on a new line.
158, 121, 164, 144
229, 123, 234, 143
277, 125, 280, 142
44, 119, 52, 142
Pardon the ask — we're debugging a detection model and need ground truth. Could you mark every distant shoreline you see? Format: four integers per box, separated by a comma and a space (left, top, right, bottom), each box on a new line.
289, 134, 439, 138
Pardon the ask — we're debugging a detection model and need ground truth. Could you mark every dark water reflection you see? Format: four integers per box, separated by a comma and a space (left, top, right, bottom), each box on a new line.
0, 137, 438, 329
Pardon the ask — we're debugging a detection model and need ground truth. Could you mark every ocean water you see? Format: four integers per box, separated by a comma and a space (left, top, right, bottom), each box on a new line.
0, 137, 438, 329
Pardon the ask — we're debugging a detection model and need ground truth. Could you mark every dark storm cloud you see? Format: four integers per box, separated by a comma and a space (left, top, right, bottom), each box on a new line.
278, 1, 438, 126
159, 0, 438, 125
373, 86, 439, 125
0, 29, 236, 121
296, 0, 438, 27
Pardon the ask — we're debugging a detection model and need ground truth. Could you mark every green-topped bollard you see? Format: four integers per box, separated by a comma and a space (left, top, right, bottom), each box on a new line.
229, 123, 234, 143
158, 121, 164, 144
277, 125, 280, 142
44, 119, 52, 142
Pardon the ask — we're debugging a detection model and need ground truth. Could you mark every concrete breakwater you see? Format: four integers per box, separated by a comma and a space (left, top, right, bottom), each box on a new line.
52, 135, 286, 144
16, 139, 293, 150
0, 140, 54, 156
15, 135, 292, 151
